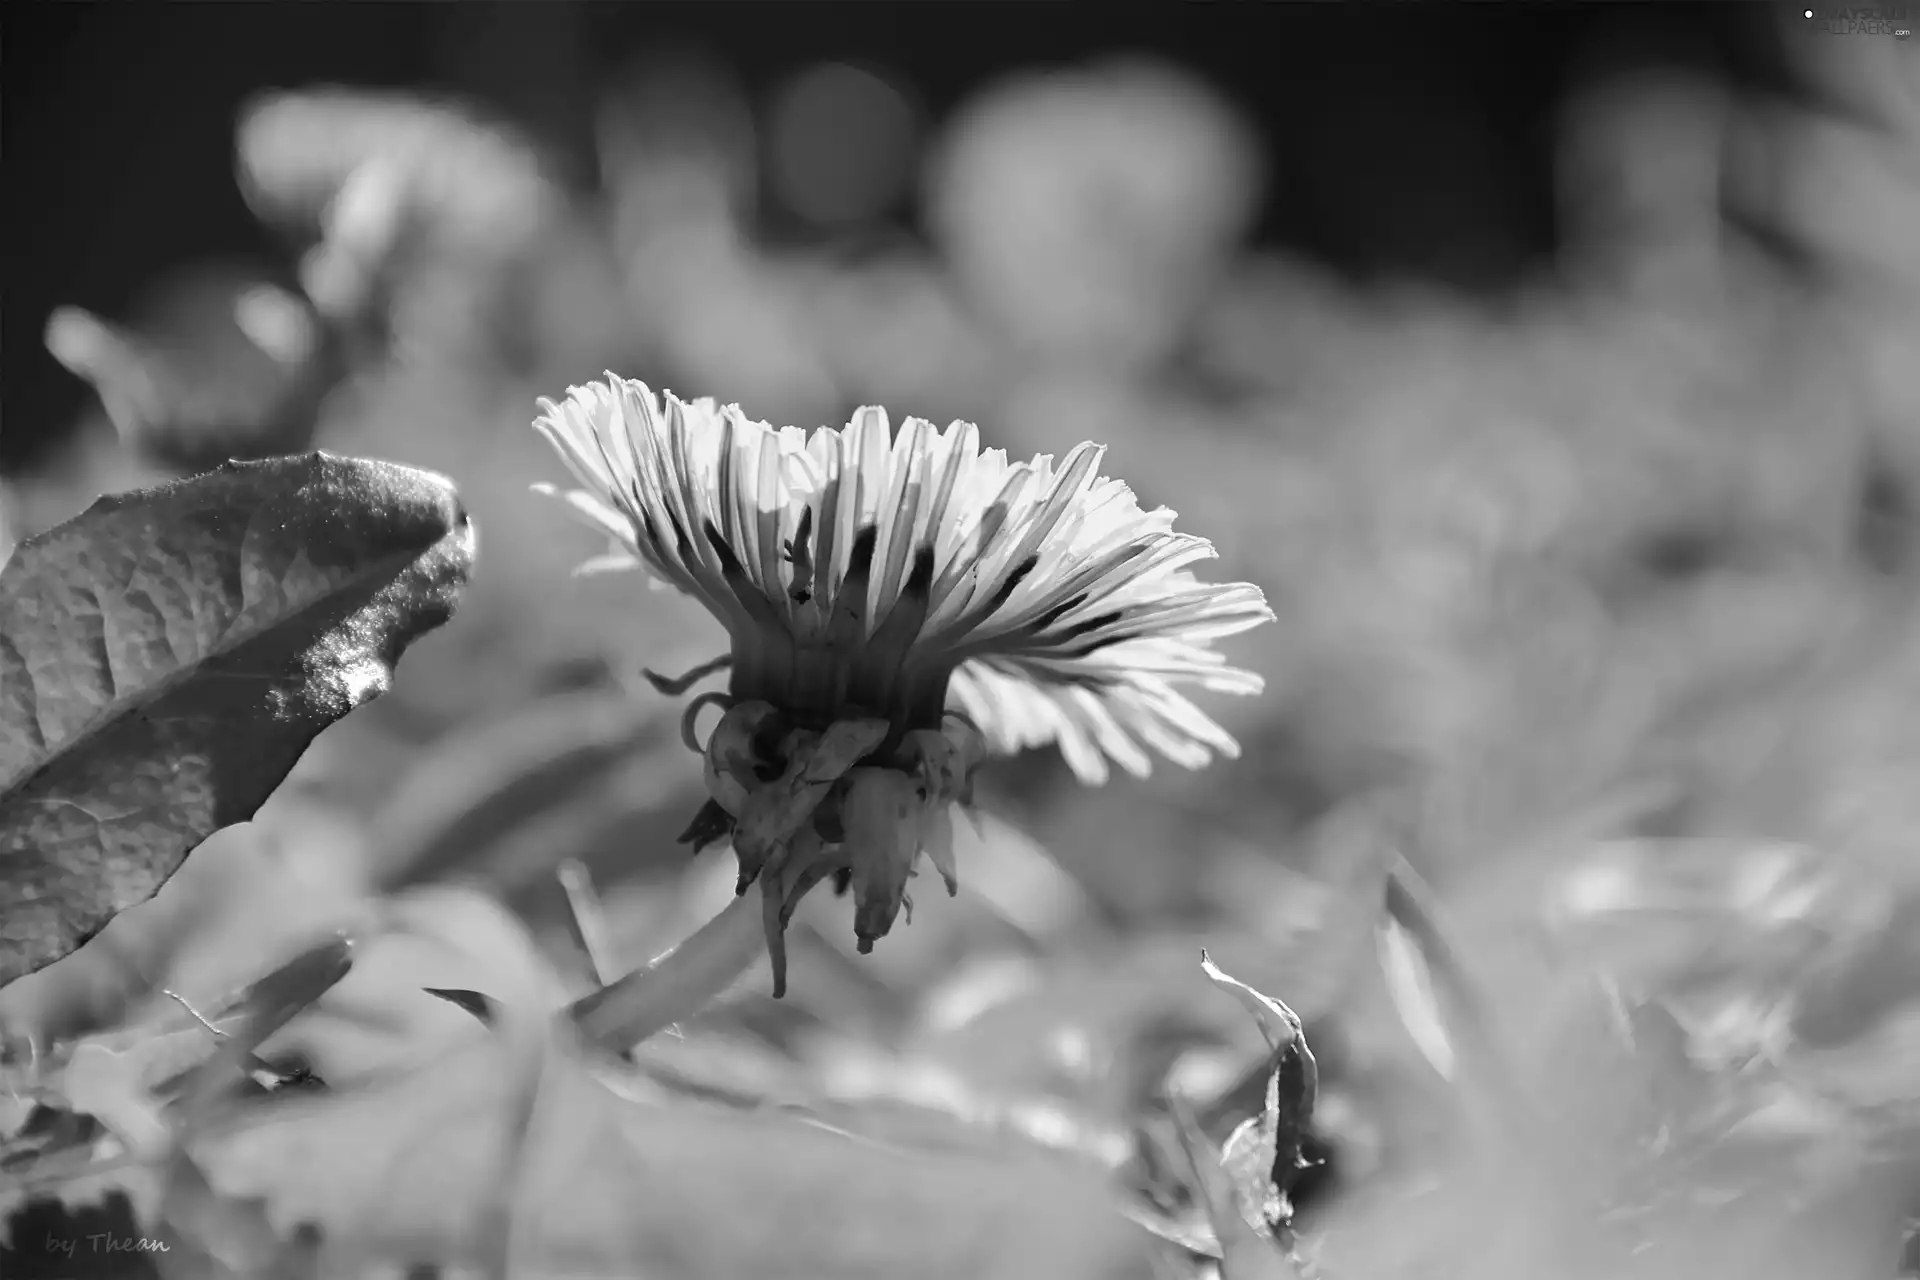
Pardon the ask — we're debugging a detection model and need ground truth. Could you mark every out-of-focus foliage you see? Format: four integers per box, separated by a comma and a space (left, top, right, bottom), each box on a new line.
5, 11, 1920, 1278
364, 688, 693, 905
43, 267, 341, 473
173, 897, 1159, 1280
928, 58, 1264, 373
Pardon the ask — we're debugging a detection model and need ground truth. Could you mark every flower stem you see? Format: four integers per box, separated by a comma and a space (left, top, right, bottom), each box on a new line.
565, 883, 766, 1055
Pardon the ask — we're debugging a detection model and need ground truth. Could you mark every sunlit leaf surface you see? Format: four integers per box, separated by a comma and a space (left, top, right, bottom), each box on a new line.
0, 454, 474, 986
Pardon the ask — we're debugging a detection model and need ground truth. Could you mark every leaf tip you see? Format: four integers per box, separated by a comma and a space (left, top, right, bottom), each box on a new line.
424, 987, 498, 1025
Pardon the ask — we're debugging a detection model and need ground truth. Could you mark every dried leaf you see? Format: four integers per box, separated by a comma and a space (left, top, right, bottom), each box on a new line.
1198, 952, 1310, 1062
1166, 1093, 1303, 1280
1197, 952, 1318, 1243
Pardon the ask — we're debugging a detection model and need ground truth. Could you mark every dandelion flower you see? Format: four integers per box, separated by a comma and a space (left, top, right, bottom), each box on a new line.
533, 375, 1272, 995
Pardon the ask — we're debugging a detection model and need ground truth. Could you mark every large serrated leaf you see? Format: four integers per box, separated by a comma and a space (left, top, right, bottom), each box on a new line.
0, 453, 474, 987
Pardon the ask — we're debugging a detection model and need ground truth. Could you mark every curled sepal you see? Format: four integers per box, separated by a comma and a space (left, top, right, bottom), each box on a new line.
940, 712, 989, 803
759, 825, 837, 999
701, 699, 779, 819
706, 699, 779, 776
920, 802, 959, 896
641, 652, 731, 697
731, 717, 889, 893
813, 717, 894, 776
704, 748, 751, 822
897, 728, 967, 803
732, 727, 822, 891
840, 766, 928, 953
675, 797, 736, 854
902, 730, 954, 796
912, 713, 990, 791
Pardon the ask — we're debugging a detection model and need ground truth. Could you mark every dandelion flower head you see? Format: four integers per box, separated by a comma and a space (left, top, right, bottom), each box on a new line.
533, 375, 1272, 993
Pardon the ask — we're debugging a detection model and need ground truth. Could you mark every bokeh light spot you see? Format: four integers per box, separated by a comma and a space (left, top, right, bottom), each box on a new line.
767, 62, 920, 230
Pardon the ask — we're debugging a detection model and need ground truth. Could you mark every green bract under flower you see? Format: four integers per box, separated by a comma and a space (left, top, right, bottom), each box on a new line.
533, 375, 1272, 993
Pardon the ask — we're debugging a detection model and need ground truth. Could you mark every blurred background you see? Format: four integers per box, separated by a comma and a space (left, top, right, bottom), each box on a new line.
4, 3, 1920, 1277
3, 0, 1806, 454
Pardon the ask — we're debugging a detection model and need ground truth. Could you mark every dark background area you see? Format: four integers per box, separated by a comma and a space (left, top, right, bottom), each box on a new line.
1, 1, 1794, 473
